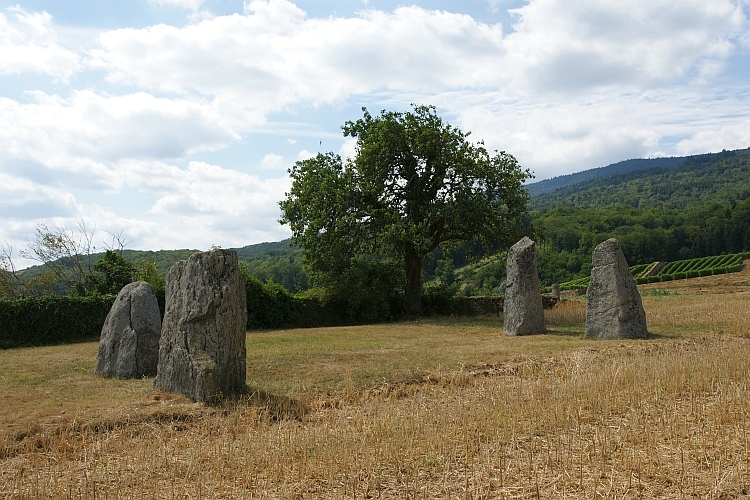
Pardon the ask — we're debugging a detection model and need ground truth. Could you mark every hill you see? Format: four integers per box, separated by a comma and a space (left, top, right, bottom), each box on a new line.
525, 156, 688, 197
530, 148, 750, 210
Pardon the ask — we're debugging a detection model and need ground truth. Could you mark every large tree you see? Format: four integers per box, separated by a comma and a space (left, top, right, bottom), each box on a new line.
279, 105, 532, 316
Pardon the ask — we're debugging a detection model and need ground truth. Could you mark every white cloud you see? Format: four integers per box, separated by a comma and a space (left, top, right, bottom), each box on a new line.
120, 160, 291, 247
0, 6, 81, 80
448, 85, 750, 179
88, 0, 749, 116
505, 0, 747, 91
260, 153, 285, 170
0, 90, 239, 190
89, 0, 507, 124
676, 117, 750, 154
296, 150, 315, 161
146, 160, 288, 216
0, 172, 80, 219
338, 137, 357, 162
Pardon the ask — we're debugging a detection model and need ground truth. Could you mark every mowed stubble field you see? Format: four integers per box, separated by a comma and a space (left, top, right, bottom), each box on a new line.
3, 269, 750, 498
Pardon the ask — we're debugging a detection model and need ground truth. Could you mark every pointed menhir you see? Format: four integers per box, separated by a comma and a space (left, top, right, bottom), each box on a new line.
503, 236, 546, 336
585, 238, 648, 339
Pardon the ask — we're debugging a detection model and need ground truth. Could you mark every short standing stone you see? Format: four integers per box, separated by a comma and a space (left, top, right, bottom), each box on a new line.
585, 238, 648, 339
551, 284, 561, 300
503, 237, 546, 335
154, 249, 247, 403
96, 281, 161, 378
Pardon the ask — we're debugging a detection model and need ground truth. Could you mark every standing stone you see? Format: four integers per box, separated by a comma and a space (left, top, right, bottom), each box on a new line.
96, 281, 161, 378
154, 249, 247, 403
503, 237, 546, 335
585, 238, 648, 339
551, 284, 561, 300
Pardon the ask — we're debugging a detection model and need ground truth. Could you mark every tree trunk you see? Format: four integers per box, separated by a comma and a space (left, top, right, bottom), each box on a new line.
404, 251, 423, 318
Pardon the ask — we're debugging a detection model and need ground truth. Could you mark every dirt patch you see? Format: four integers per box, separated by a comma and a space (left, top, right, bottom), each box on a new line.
638, 259, 750, 294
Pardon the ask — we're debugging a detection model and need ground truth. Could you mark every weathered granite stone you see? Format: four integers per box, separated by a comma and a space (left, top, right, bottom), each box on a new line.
96, 281, 161, 378
503, 237, 546, 335
551, 284, 561, 300
585, 238, 648, 339
154, 249, 247, 403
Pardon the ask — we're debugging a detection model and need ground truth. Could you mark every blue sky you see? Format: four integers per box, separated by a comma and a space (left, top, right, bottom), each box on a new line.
1, 0, 749, 264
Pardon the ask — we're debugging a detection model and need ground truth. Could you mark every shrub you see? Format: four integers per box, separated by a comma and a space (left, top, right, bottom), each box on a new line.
0, 295, 115, 349
421, 283, 468, 317
244, 275, 302, 330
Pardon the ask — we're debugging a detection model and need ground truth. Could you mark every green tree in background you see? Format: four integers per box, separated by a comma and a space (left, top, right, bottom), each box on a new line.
280, 105, 531, 316
88, 250, 136, 295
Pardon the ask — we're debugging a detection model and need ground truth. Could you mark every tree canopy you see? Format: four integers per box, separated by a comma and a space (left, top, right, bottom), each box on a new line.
279, 105, 532, 316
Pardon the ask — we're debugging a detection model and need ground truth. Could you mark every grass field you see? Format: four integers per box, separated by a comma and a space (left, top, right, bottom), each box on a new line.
2, 284, 750, 498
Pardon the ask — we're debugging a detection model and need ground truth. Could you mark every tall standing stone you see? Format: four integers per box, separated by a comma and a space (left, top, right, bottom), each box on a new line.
96, 281, 161, 378
503, 237, 546, 336
585, 238, 648, 339
154, 249, 247, 403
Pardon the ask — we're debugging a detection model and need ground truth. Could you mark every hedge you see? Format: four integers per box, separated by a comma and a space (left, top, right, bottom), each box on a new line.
0, 295, 115, 349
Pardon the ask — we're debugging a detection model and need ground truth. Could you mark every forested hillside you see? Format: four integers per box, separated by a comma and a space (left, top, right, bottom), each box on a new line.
530, 148, 750, 285
525, 156, 688, 197
530, 149, 750, 210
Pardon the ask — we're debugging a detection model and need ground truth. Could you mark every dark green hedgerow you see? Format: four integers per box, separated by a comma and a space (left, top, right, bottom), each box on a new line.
0, 295, 115, 348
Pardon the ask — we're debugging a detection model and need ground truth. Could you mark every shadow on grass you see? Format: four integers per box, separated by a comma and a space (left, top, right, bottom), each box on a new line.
540, 327, 585, 338
222, 385, 309, 421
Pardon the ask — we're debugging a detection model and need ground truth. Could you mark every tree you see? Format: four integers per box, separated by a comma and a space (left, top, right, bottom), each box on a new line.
88, 250, 136, 295
279, 105, 532, 316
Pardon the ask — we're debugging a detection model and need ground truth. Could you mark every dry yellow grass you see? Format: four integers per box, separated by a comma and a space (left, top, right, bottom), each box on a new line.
2, 290, 750, 498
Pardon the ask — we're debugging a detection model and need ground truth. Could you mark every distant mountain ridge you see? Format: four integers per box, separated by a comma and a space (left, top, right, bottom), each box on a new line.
529, 148, 750, 210
526, 156, 689, 197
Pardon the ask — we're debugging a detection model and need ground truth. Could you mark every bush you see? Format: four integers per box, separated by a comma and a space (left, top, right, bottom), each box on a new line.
244, 275, 302, 330
421, 283, 468, 317
0, 295, 115, 349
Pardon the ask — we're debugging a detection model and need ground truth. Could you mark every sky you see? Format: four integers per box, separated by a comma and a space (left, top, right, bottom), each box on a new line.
1, 0, 750, 265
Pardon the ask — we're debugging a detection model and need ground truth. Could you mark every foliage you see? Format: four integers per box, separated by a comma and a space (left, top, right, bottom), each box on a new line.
86, 250, 137, 295
241, 262, 302, 330
526, 156, 687, 197
236, 240, 309, 293
0, 295, 115, 348
280, 105, 531, 316
530, 148, 750, 211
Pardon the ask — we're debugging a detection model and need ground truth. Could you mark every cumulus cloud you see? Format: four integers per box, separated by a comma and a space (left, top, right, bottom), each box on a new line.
676, 117, 750, 154
0, 90, 239, 190
448, 85, 750, 179
89, 0, 749, 112
115, 160, 292, 247
0, 172, 80, 219
0, 6, 81, 80
89, 0, 507, 125
144, 161, 289, 217
505, 0, 747, 91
